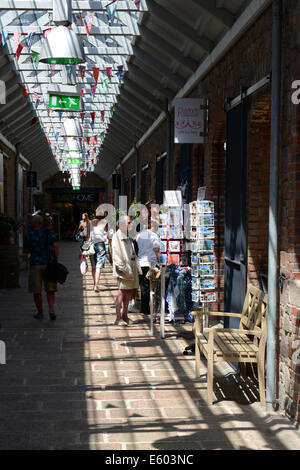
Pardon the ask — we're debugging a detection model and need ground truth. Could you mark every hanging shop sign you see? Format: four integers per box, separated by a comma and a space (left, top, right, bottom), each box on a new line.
174, 98, 205, 144
48, 94, 81, 111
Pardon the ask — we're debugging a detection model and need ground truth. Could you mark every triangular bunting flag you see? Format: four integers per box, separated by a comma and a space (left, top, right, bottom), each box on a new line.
43, 28, 51, 39
116, 65, 124, 82
0, 29, 8, 47
103, 78, 109, 92
16, 42, 24, 61
31, 50, 40, 69
105, 67, 113, 81
106, 0, 118, 25
27, 32, 35, 51
13, 32, 21, 52
83, 13, 94, 35
93, 67, 99, 84
79, 65, 86, 80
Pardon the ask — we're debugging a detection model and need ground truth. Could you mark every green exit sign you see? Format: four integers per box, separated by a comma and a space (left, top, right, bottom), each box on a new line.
72, 186, 80, 190
67, 158, 82, 165
49, 94, 81, 111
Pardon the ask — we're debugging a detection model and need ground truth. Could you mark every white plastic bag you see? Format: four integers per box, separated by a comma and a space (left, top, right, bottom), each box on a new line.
80, 259, 88, 275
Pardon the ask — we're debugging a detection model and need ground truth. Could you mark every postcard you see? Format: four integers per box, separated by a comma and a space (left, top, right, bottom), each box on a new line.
198, 239, 214, 251
160, 240, 167, 252
169, 225, 182, 239
200, 291, 216, 303
169, 240, 181, 252
168, 208, 182, 226
199, 253, 214, 264
191, 265, 199, 277
159, 253, 167, 265
199, 264, 215, 276
200, 278, 215, 290
159, 227, 168, 239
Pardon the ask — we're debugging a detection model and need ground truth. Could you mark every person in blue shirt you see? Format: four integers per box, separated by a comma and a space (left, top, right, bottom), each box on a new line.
24, 215, 59, 320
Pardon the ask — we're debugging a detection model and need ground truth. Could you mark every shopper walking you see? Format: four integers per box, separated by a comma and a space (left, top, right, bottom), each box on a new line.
112, 216, 141, 325
90, 208, 107, 292
136, 220, 160, 315
77, 213, 90, 247
23, 215, 59, 320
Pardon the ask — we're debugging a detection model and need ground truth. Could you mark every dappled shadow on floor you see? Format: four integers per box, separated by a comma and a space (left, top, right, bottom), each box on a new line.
0, 242, 299, 450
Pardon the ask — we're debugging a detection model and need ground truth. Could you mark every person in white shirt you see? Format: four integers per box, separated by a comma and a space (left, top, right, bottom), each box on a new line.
136, 220, 160, 315
90, 209, 108, 292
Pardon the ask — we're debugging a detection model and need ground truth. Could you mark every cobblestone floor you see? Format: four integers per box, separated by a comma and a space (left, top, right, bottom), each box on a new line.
0, 242, 299, 450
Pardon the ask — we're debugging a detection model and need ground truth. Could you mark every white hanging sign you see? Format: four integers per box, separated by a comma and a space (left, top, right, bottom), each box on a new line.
174, 98, 205, 144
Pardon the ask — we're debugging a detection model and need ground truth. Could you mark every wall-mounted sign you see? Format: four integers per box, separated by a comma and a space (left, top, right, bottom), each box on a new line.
49, 94, 81, 111
174, 98, 205, 144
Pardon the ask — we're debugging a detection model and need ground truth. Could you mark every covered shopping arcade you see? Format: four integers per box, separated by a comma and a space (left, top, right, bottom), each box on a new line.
0, 0, 299, 450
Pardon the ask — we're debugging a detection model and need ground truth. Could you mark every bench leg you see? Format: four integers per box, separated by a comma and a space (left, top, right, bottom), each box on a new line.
258, 358, 266, 407
240, 363, 247, 379
207, 357, 214, 405
195, 342, 201, 378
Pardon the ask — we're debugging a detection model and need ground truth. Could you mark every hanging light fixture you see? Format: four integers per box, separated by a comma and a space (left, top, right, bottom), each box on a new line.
40, 25, 85, 65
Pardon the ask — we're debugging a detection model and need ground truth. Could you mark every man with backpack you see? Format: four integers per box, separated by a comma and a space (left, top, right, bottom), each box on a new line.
24, 215, 59, 320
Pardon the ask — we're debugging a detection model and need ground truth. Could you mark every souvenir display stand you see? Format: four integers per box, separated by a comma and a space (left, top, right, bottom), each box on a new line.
154, 192, 216, 339
189, 199, 216, 329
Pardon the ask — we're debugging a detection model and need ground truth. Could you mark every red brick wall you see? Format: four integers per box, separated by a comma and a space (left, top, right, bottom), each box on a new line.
247, 91, 271, 286
277, 0, 300, 423
116, 1, 299, 421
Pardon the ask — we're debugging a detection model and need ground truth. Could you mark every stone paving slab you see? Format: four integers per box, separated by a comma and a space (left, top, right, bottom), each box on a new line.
0, 241, 300, 450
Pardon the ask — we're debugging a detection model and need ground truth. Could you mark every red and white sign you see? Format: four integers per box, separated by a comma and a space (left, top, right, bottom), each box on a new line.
174, 98, 205, 144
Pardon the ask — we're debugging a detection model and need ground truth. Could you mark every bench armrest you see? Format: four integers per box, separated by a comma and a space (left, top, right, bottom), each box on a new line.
192, 311, 242, 318
203, 328, 262, 338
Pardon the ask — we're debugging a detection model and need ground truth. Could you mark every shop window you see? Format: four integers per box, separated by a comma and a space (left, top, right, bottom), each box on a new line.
155, 153, 166, 205
141, 163, 150, 204
130, 173, 136, 203
179, 144, 193, 203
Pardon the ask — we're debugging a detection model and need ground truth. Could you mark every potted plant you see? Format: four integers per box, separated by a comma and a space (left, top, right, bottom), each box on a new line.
0, 214, 24, 245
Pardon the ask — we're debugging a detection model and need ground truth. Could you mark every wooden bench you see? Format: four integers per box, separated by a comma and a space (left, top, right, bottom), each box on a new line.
193, 285, 268, 405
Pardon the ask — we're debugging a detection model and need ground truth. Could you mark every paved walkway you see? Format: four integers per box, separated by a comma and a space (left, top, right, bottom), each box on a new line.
0, 242, 299, 450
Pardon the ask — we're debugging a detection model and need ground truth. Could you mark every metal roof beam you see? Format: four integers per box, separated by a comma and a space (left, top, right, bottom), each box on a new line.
115, 104, 150, 130
127, 63, 175, 100
0, 1, 146, 11
146, 0, 214, 53
109, 116, 139, 139
0, 107, 35, 133
119, 89, 157, 120
122, 82, 163, 112
105, 135, 128, 153
109, 121, 136, 145
0, 96, 27, 121
191, 0, 234, 29
138, 24, 198, 73
114, 108, 147, 133
117, 97, 153, 127
132, 44, 185, 88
